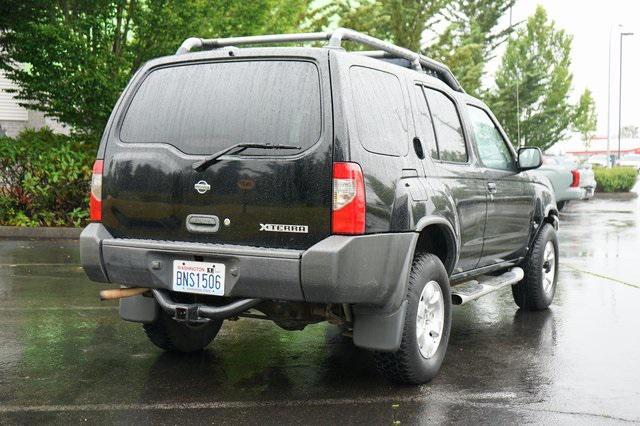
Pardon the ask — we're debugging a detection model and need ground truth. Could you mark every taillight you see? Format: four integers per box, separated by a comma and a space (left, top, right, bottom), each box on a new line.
90, 160, 103, 222
570, 169, 580, 188
332, 162, 365, 235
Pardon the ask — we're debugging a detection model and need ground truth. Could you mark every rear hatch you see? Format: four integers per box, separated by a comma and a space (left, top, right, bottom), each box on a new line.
101, 53, 333, 250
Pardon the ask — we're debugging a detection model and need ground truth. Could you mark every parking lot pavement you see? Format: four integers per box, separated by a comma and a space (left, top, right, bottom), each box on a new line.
1, 196, 639, 425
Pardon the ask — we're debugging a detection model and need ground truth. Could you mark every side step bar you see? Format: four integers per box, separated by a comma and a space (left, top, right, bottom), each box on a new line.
451, 267, 524, 305
152, 289, 261, 322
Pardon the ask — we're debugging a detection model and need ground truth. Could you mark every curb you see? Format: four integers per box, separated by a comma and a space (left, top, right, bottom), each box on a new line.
592, 192, 638, 200
0, 226, 82, 240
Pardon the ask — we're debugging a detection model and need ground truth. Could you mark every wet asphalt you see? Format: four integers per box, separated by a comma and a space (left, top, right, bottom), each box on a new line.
1, 190, 640, 425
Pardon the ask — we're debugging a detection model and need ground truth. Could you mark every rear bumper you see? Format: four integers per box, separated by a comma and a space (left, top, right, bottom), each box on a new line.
80, 223, 416, 307
557, 187, 586, 202
582, 185, 596, 199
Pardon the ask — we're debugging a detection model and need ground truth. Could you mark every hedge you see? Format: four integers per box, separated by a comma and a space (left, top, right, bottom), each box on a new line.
0, 128, 95, 227
594, 166, 638, 193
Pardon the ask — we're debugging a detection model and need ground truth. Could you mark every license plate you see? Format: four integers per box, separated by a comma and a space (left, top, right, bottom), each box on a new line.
172, 260, 225, 296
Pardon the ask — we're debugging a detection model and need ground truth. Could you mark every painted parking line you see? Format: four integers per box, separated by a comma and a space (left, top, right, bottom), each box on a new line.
0, 307, 116, 311
0, 263, 81, 267
0, 395, 636, 423
562, 264, 640, 289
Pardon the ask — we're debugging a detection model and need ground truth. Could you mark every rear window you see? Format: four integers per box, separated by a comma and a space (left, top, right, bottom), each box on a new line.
349, 66, 408, 156
120, 60, 322, 155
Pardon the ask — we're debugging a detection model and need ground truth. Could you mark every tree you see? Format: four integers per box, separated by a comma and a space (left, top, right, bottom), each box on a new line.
488, 6, 573, 150
428, 0, 515, 95
308, 0, 449, 52
0, 0, 311, 140
572, 89, 597, 151
310, 0, 514, 94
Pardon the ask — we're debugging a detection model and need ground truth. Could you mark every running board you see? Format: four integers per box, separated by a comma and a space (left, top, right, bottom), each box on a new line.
451, 267, 524, 305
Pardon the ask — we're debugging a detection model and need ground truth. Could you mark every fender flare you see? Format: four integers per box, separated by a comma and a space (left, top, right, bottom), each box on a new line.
414, 215, 459, 273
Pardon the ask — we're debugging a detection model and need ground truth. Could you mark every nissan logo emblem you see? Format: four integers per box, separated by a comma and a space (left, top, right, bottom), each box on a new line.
194, 180, 211, 194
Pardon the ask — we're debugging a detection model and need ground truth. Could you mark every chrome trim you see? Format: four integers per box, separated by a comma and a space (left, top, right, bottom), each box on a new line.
451, 267, 524, 305
103, 238, 302, 259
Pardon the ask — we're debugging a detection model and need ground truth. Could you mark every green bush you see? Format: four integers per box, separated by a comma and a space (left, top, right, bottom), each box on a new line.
594, 166, 638, 193
0, 128, 95, 227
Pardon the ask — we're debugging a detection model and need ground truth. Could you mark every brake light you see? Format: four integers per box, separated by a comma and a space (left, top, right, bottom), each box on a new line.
90, 160, 103, 222
332, 162, 365, 235
570, 169, 580, 188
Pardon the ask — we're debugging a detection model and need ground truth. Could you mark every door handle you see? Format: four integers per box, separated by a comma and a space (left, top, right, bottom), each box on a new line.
487, 182, 497, 193
412, 137, 425, 159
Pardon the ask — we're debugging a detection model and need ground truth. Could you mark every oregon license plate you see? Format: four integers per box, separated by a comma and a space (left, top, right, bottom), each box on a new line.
172, 260, 225, 296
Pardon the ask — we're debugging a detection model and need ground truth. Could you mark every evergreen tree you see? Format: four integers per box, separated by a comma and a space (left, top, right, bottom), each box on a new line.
310, 0, 514, 94
429, 0, 516, 95
307, 0, 450, 51
488, 6, 573, 150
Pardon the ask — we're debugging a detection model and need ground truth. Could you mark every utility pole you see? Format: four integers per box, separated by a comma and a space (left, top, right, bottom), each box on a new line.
606, 26, 613, 168
618, 31, 634, 163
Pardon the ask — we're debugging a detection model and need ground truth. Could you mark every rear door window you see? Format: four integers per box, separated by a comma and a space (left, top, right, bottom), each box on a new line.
412, 85, 438, 159
423, 88, 468, 163
120, 60, 322, 155
349, 66, 409, 156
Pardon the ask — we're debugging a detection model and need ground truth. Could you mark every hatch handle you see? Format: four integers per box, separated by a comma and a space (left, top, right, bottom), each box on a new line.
186, 214, 220, 233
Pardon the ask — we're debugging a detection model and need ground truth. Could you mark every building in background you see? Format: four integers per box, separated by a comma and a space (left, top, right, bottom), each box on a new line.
547, 135, 640, 161
0, 71, 68, 137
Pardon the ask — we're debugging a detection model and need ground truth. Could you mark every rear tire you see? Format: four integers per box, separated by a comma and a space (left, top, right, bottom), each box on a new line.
557, 201, 567, 211
374, 253, 452, 384
143, 309, 223, 353
512, 223, 559, 311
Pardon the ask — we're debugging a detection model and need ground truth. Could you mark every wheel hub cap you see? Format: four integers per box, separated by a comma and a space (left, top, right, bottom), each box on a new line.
542, 241, 556, 295
416, 281, 445, 359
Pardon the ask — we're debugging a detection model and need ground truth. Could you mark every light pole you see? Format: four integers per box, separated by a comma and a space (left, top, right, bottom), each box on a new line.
607, 26, 613, 167
618, 31, 634, 163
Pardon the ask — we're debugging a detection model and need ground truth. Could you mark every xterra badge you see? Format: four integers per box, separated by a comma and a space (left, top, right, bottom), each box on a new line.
259, 223, 308, 234
194, 180, 211, 194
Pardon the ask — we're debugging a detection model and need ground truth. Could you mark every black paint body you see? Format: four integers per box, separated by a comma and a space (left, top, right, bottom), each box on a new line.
95, 46, 556, 278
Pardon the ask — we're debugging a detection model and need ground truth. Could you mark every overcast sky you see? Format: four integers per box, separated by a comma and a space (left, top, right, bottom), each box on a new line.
500, 0, 640, 136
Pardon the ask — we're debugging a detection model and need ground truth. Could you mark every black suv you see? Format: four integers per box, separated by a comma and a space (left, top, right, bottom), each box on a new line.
80, 28, 559, 384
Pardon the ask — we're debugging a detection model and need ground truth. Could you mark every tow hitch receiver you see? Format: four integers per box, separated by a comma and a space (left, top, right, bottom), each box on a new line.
175, 305, 199, 322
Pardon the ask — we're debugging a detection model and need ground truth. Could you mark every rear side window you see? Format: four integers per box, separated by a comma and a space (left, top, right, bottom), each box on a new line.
349, 66, 408, 156
423, 88, 467, 163
120, 60, 321, 155
412, 85, 438, 159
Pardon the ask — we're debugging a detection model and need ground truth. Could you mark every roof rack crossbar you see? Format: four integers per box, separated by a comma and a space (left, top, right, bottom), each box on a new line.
176, 28, 464, 92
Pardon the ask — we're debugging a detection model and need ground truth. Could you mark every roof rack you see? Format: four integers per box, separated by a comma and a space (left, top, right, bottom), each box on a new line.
176, 28, 464, 93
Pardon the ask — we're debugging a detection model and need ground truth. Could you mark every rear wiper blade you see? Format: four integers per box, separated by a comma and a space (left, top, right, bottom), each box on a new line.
193, 143, 301, 172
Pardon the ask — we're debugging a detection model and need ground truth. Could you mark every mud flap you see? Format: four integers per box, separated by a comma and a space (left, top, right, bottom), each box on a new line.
352, 300, 407, 352
119, 294, 158, 323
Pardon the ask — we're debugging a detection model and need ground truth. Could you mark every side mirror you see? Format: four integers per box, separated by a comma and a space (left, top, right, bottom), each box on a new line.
518, 147, 543, 171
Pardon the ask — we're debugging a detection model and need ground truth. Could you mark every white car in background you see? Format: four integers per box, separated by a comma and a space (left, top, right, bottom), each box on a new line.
618, 153, 640, 171
552, 156, 597, 199
532, 156, 595, 210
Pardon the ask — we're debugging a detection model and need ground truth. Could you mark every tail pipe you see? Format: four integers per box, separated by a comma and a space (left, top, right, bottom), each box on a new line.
100, 287, 149, 301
